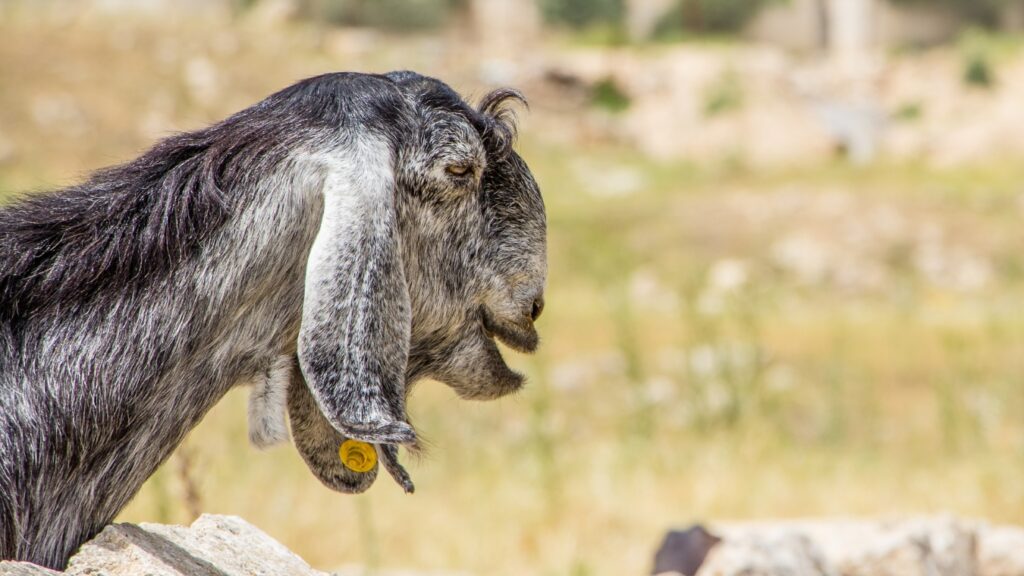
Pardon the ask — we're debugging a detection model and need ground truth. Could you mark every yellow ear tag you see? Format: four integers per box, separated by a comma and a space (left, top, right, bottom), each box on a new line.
339, 439, 377, 473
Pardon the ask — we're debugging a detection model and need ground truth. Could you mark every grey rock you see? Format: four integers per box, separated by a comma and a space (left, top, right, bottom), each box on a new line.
652, 525, 722, 576
691, 516, 982, 576
977, 524, 1024, 576
696, 532, 835, 576
6, 514, 472, 576
0, 562, 61, 575
63, 514, 330, 576
829, 516, 977, 576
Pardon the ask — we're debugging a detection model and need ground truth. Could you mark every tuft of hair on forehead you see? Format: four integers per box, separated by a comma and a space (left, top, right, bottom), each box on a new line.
384, 71, 527, 159
476, 88, 527, 160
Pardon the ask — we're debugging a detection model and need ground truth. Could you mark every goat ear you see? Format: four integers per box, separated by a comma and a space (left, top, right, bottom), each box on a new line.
298, 140, 415, 446
288, 361, 417, 494
287, 362, 378, 493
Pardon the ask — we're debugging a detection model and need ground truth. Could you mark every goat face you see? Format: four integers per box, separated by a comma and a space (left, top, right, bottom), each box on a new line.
397, 96, 546, 404
294, 73, 545, 451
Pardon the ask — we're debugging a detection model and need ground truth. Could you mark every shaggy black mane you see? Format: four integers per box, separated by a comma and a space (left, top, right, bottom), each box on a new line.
0, 99, 290, 322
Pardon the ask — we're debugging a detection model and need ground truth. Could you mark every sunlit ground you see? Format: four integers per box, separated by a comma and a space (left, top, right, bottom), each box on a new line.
2, 6, 1023, 576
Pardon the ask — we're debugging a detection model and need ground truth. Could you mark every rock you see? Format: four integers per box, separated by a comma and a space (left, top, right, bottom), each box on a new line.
3, 515, 469, 576
652, 524, 722, 575
670, 516, 987, 576
63, 514, 330, 576
760, 516, 978, 576
828, 517, 977, 576
977, 524, 1024, 576
0, 563, 61, 575
695, 531, 834, 576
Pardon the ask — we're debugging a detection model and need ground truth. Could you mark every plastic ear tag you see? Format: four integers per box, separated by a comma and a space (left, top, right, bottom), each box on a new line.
339, 439, 377, 473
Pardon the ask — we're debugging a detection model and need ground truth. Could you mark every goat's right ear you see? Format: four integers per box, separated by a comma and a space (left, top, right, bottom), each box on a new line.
297, 138, 415, 446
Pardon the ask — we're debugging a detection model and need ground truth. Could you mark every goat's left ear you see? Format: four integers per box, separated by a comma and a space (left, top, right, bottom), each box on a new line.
297, 137, 415, 446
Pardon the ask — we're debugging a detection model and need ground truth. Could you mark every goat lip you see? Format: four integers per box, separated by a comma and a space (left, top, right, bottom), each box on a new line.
480, 307, 539, 354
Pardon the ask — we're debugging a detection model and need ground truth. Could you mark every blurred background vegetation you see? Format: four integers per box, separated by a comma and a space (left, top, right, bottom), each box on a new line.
2, 0, 1024, 574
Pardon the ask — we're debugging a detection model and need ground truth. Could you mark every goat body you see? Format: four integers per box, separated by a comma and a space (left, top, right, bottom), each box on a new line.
0, 71, 546, 570
0, 136, 323, 568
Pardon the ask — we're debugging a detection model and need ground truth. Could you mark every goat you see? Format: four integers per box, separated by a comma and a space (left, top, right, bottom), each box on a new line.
0, 71, 547, 570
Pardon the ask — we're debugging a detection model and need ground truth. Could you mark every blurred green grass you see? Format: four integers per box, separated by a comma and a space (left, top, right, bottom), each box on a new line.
2, 6, 1024, 576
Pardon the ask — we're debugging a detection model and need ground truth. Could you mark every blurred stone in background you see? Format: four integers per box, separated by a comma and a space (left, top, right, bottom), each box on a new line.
652, 517, 1024, 576
651, 525, 721, 576
0, 516, 470, 576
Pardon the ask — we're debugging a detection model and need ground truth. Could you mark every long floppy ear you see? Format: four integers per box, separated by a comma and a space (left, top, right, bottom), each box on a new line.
288, 360, 416, 494
298, 136, 415, 446
288, 361, 379, 493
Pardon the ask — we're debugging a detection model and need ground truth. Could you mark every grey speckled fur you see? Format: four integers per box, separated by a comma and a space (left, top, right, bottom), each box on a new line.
0, 71, 546, 570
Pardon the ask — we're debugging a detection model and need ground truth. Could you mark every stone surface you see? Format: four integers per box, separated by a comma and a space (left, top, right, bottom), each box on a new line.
0, 563, 61, 575
3, 514, 471, 576
63, 514, 329, 576
695, 531, 833, 576
976, 524, 1024, 576
668, 516, 1024, 576
831, 516, 977, 576
723, 516, 977, 576
652, 525, 721, 576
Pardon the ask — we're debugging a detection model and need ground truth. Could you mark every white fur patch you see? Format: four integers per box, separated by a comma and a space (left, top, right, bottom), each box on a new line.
247, 355, 292, 449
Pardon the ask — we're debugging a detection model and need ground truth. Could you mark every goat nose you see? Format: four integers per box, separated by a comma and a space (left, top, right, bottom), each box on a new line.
530, 295, 545, 322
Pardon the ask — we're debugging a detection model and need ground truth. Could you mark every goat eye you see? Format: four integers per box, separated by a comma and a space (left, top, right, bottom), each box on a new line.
446, 164, 473, 177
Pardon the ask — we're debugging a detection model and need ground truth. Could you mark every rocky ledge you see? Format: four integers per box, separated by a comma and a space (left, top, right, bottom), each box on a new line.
1, 514, 333, 576
0, 515, 467, 576
5, 514, 1023, 576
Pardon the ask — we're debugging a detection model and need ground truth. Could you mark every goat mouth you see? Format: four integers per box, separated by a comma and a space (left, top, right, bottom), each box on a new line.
479, 306, 539, 354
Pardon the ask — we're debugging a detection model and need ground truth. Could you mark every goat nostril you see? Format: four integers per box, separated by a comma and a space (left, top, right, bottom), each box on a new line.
530, 297, 545, 322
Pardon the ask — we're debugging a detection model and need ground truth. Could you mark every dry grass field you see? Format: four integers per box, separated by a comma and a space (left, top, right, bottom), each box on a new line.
2, 4, 1024, 575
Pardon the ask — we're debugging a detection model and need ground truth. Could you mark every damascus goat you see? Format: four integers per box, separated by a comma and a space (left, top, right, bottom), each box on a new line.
0, 71, 546, 569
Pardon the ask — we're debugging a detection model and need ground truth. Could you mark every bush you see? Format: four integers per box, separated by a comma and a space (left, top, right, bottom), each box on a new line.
963, 52, 996, 87
539, 0, 624, 30
653, 0, 778, 37
890, 0, 1003, 29
295, 0, 463, 31
702, 69, 745, 117
591, 77, 631, 113
892, 101, 924, 122
956, 28, 1015, 89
